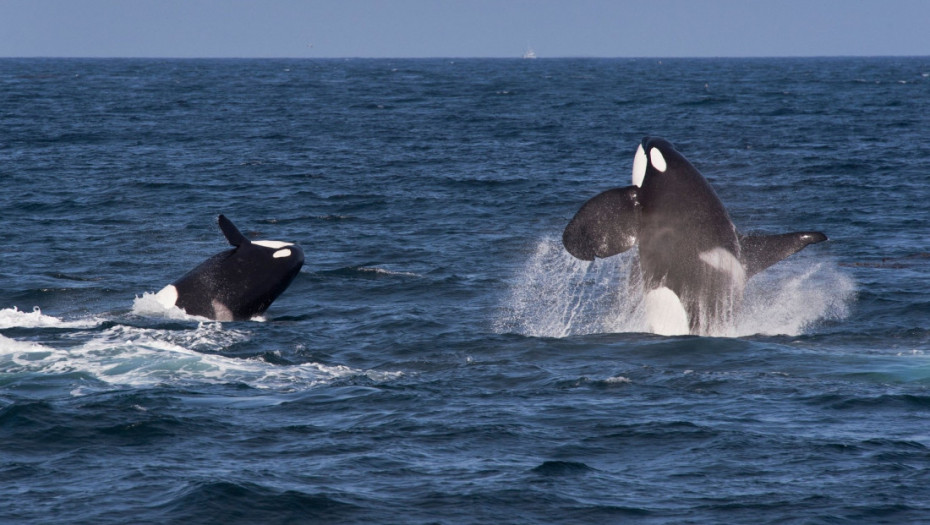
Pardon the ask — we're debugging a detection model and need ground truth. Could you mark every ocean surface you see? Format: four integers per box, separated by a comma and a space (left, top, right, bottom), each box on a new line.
1, 57, 930, 523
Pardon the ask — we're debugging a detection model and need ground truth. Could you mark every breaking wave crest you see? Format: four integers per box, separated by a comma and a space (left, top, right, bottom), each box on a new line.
495, 237, 854, 338
0, 306, 103, 329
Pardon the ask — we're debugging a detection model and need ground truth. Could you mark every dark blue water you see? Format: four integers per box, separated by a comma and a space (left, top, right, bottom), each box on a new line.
2, 57, 930, 523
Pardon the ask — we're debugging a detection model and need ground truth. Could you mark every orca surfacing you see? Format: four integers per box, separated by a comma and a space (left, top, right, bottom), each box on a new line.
154, 215, 304, 321
562, 137, 827, 336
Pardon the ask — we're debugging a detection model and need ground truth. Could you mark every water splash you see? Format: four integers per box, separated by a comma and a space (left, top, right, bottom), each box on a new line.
737, 260, 854, 336
131, 292, 267, 322
495, 237, 854, 338
1, 313, 402, 394
65, 324, 399, 391
494, 238, 645, 337
0, 306, 103, 329
131, 292, 212, 321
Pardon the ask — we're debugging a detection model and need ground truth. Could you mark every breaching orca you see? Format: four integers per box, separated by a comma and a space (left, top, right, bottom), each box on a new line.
154, 215, 305, 321
562, 137, 827, 336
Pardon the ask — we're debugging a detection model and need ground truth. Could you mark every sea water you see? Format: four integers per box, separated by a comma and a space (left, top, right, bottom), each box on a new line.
2, 57, 930, 523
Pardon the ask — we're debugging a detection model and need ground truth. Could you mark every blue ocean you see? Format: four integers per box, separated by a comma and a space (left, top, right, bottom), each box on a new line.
2, 57, 930, 523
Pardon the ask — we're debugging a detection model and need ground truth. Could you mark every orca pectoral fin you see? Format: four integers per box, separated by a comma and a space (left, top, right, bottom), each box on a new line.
218, 215, 250, 247
562, 186, 641, 261
740, 231, 827, 278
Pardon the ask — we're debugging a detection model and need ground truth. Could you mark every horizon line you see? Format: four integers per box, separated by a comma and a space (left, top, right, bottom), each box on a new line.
2, 54, 928, 60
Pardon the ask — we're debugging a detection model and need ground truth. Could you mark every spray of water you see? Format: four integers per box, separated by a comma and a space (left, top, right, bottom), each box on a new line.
495, 236, 854, 338
737, 260, 854, 336
494, 239, 645, 337
132, 291, 268, 322
131, 292, 201, 321
0, 306, 103, 329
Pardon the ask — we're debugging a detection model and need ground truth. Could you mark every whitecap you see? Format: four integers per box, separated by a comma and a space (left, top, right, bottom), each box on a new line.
0, 306, 103, 329
604, 375, 632, 384
0, 332, 54, 354
358, 266, 424, 278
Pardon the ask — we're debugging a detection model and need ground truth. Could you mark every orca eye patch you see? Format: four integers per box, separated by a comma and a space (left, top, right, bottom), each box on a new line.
649, 148, 667, 172
273, 248, 292, 258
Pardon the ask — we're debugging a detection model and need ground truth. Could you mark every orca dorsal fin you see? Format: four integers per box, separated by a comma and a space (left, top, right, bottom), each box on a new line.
739, 231, 827, 278
218, 215, 250, 247
563, 186, 641, 261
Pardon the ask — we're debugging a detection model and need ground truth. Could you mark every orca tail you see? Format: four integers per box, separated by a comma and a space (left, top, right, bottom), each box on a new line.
562, 186, 641, 261
218, 215, 250, 247
739, 231, 827, 278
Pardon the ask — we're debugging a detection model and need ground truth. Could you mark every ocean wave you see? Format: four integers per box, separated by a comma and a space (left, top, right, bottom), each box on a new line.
357, 266, 424, 278
322, 266, 425, 279
530, 460, 597, 476
156, 481, 365, 523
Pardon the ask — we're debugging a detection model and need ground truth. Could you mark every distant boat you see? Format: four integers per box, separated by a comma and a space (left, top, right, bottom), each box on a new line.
522, 47, 537, 59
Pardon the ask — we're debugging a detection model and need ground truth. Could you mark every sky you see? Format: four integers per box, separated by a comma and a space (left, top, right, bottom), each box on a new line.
1, 0, 928, 58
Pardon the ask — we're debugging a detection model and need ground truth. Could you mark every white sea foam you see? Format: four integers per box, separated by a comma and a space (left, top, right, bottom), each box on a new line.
131, 292, 208, 321
604, 375, 632, 384
1, 313, 401, 393
495, 236, 854, 338
67, 324, 398, 390
0, 306, 103, 329
0, 332, 53, 354
133, 292, 270, 322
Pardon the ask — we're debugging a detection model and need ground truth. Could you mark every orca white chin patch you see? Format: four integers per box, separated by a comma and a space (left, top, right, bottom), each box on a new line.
632, 144, 647, 187
254, 240, 293, 249
154, 285, 179, 308
644, 287, 689, 336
